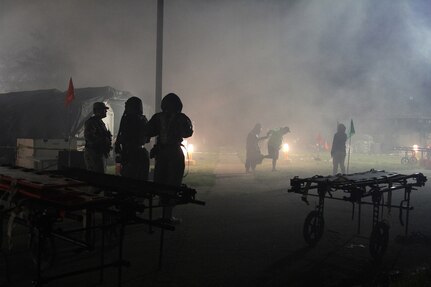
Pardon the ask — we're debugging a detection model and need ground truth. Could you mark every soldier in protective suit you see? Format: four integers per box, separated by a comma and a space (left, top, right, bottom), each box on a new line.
115, 97, 150, 180
331, 123, 347, 175
84, 102, 112, 173
266, 126, 290, 171
144, 93, 193, 223
245, 123, 268, 173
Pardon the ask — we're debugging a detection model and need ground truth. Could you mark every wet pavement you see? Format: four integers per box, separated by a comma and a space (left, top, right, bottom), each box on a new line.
1, 149, 431, 286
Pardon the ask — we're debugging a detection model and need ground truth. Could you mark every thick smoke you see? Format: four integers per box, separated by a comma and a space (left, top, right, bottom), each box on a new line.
1, 0, 431, 149
0, 0, 157, 98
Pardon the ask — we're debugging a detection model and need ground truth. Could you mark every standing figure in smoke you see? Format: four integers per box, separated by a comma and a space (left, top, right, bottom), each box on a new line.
331, 123, 347, 175
84, 102, 112, 173
144, 93, 193, 224
245, 123, 268, 173
266, 127, 290, 171
115, 97, 150, 180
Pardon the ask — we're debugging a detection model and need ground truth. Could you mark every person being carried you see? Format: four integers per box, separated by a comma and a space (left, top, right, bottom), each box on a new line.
331, 123, 347, 175
84, 102, 112, 173
266, 126, 290, 171
115, 97, 150, 180
144, 93, 193, 224
245, 123, 268, 173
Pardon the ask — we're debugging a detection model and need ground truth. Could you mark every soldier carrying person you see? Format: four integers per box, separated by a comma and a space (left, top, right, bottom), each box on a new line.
245, 123, 268, 173
266, 126, 290, 171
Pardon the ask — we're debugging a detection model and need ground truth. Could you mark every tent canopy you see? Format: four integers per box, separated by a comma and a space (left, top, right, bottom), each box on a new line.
0, 86, 144, 163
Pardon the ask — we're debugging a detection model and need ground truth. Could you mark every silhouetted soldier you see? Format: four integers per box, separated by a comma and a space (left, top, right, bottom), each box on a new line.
245, 123, 268, 173
115, 97, 150, 180
144, 93, 193, 223
84, 102, 112, 173
331, 123, 347, 175
266, 126, 290, 171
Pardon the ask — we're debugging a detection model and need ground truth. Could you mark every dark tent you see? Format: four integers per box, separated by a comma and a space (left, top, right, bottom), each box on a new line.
0, 86, 146, 164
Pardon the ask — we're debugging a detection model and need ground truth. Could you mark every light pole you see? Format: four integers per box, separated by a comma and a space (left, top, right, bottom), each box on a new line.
155, 0, 164, 113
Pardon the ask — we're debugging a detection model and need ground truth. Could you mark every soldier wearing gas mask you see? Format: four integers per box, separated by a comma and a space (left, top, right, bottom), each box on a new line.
145, 93, 193, 224
115, 97, 150, 180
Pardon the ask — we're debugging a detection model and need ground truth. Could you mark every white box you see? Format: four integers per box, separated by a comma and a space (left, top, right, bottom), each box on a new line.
16, 138, 77, 170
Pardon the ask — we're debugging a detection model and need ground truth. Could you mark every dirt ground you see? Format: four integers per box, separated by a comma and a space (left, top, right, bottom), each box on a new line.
2, 149, 431, 286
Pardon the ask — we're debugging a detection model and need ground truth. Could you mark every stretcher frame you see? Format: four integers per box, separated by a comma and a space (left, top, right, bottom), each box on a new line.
288, 169, 427, 259
0, 165, 204, 286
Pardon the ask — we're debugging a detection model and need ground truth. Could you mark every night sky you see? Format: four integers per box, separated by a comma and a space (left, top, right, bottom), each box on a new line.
1, 0, 431, 146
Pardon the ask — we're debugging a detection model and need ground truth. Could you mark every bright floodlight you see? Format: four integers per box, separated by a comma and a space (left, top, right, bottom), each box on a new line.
181, 140, 194, 159
188, 143, 194, 153
282, 143, 290, 153
181, 140, 188, 156
413, 144, 419, 152
181, 140, 195, 164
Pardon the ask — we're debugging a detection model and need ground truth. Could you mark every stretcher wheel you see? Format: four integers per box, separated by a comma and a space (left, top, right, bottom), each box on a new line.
400, 157, 409, 165
303, 211, 324, 246
369, 222, 389, 259
29, 231, 56, 270
409, 157, 418, 165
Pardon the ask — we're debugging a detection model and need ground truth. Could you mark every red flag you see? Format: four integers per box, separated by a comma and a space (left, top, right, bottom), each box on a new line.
65, 77, 75, 106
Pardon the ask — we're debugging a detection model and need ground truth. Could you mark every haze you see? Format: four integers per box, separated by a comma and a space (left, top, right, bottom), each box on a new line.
1, 0, 431, 149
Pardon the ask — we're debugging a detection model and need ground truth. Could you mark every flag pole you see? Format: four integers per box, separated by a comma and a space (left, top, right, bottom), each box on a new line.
346, 119, 355, 174
347, 136, 352, 174
68, 114, 71, 168
65, 77, 75, 168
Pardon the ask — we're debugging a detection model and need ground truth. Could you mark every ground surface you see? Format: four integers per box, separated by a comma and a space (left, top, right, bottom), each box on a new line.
2, 149, 431, 286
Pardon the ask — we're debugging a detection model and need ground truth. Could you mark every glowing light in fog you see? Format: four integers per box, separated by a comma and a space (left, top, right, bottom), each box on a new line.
413, 144, 419, 152
181, 140, 195, 156
282, 143, 289, 153
181, 140, 195, 163
188, 143, 194, 153
181, 140, 188, 156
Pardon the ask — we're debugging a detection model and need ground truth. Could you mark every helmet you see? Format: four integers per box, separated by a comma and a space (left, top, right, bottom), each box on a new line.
93, 102, 109, 113
161, 93, 183, 113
